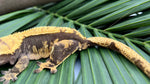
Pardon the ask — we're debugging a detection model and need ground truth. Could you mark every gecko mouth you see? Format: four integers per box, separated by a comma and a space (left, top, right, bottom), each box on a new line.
0, 55, 10, 66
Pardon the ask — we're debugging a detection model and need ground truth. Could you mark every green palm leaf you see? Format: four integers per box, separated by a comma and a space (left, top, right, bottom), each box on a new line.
0, 0, 150, 84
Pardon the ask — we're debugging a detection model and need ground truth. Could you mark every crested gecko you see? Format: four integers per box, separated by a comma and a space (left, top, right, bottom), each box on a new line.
0, 26, 150, 84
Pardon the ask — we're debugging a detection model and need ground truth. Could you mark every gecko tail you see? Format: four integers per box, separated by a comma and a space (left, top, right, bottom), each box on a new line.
87, 37, 150, 78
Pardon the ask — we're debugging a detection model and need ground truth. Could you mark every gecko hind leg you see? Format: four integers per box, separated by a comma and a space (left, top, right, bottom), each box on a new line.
34, 40, 81, 74
0, 55, 29, 84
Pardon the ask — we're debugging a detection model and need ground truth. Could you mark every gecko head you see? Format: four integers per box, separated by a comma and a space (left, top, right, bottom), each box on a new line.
0, 36, 21, 66
0, 38, 11, 65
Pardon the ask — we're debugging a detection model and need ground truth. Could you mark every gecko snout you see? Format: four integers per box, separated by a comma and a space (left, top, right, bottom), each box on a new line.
0, 54, 11, 66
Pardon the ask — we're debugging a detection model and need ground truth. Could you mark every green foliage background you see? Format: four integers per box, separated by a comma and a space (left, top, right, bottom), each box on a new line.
0, 0, 150, 84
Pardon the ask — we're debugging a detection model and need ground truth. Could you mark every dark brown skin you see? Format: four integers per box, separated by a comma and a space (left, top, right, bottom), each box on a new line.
0, 26, 150, 84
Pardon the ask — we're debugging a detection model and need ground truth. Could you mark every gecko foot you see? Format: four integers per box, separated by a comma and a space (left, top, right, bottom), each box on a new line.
0, 73, 18, 84
1, 70, 10, 75
34, 61, 57, 74
34, 61, 44, 73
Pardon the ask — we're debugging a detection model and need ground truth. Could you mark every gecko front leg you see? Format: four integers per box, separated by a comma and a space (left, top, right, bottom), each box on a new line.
0, 55, 29, 84
34, 40, 82, 74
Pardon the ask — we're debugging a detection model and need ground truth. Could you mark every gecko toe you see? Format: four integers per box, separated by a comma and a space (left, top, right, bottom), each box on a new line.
50, 68, 57, 74
1, 70, 9, 75
36, 61, 42, 66
0, 77, 5, 82
12, 76, 18, 82
34, 69, 42, 73
0, 72, 18, 84
0, 77, 10, 84
3, 80, 10, 84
